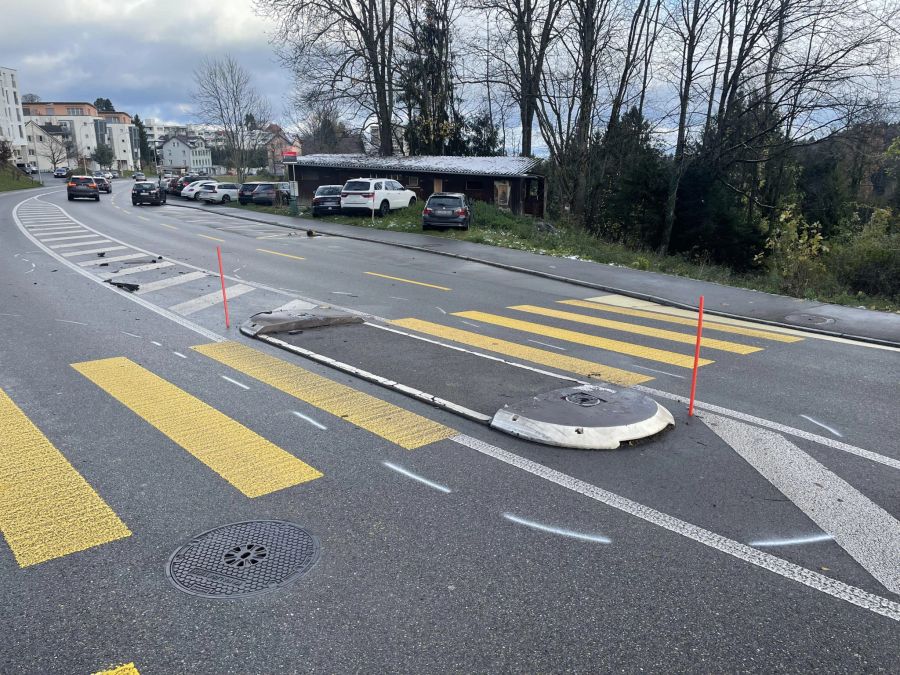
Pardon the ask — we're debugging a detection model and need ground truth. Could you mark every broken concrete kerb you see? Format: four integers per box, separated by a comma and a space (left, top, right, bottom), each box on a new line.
491, 384, 674, 450
241, 307, 363, 337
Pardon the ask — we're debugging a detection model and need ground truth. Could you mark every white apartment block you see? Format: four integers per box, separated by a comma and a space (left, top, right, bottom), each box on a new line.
160, 135, 212, 173
0, 66, 26, 163
145, 118, 187, 145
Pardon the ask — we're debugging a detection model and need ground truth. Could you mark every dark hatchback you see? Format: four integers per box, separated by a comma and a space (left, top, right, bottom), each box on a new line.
132, 181, 167, 205
422, 192, 472, 230
251, 182, 291, 206
94, 176, 112, 193
238, 182, 264, 205
311, 185, 342, 216
67, 176, 100, 201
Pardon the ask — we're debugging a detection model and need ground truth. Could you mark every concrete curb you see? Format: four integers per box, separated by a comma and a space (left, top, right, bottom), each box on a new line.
165, 201, 900, 349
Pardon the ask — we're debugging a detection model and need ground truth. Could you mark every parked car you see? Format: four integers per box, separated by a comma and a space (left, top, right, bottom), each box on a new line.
422, 192, 472, 231
132, 171, 146, 181
67, 176, 100, 201
311, 185, 343, 217
132, 180, 167, 206
341, 178, 417, 216
110, 170, 120, 179
166, 177, 181, 194
94, 176, 112, 194
250, 182, 291, 206
172, 175, 200, 196
181, 180, 218, 200
198, 182, 240, 204
54, 167, 69, 178
238, 182, 265, 205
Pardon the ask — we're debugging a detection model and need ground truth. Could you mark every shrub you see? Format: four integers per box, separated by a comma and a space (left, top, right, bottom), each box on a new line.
828, 209, 900, 301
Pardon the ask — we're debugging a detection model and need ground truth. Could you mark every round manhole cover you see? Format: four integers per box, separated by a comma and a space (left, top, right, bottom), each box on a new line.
166, 520, 319, 599
784, 313, 835, 326
564, 392, 603, 407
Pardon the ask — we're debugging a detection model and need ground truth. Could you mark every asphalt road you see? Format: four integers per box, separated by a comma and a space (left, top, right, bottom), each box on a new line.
1, 183, 898, 674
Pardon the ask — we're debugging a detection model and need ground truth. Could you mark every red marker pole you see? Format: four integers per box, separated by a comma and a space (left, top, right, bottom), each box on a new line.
216, 246, 230, 329
688, 295, 704, 416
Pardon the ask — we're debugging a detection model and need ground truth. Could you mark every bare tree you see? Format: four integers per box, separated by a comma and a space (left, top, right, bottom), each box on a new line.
191, 55, 271, 181
260, 0, 399, 156
43, 133, 70, 169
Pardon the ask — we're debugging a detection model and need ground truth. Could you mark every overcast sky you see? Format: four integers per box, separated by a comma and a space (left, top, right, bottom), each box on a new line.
0, 0, 286, 125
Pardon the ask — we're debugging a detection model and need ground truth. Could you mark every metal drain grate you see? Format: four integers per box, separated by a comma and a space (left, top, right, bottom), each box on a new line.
166, 520, 319, 599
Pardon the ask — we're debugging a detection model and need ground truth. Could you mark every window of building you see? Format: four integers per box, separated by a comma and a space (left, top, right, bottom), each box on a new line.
22, 107, 30, 116
26, 134, 31, 142
46, 107, 55, 115
38, 134, 43, 142
407, 176, 419, 187
66, 107, 84, 116
28, 148, 34, 155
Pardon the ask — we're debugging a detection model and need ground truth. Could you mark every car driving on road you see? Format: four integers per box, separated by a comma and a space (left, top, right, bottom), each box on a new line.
132, 180, 167, 206
67, 176, 101, 201
54, 167, 69, 178
340, 178, 417, 216
422, 192, 472, 230
94, 176, 112, 194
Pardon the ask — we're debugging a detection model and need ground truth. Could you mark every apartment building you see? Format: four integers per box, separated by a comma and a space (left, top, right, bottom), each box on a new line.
0, 66, 26, 164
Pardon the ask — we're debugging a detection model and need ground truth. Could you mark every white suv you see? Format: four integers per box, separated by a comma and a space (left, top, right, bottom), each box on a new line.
340, 178, 417, 216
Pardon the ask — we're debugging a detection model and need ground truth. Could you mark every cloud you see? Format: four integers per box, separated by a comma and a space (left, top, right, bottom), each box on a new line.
0, 0, 290, 124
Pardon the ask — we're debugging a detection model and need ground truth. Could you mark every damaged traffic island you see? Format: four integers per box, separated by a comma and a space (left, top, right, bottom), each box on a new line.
242, 303, 674, 449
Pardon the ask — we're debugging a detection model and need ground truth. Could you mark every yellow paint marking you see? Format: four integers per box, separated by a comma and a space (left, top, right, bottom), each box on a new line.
161, 223, 178, 230
391, 318, 652, 386
93, 663, 140, 675
197, 234, 224, 242
365, 271, 451, 291
0, 387, 131, 567
257, 248, 306, 261
72, 358, 322, 497
193, 342, 454, 449
511, 305, 761, 354
563, 298, 802, 343
453, 311, 713, 369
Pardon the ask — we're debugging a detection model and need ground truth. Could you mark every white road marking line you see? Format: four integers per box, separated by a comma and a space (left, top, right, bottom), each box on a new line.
55, 319, 88, 326
382, 461, 452, 494
121, 331, 142, 338
800, 414, 844, 438
749, 533, 835, 548
451, 433, 900, 622
61, 246, 128, 257
633, 364, 686, 379
173, 351, 187, 359
29, 226, 83, 233
79, 253, 146, 267
0, 313, 21, 317
33, 228, 85, 235
705, 413, 900, 595
168, 284, 255, 316
49, 239, 111, 249
133, 270, 207, 295
436, 306, 447, 314
220, 375, 250, 390
635, 386, 900, 471
390, 296, 409, 301
527, 339, 567, 351
503, 513, 611, 544
291, 411, 328, 430
331, 291, 356, 296
460, 320, 481, 328
100, 262, 175, 279
150, 341, 162, 346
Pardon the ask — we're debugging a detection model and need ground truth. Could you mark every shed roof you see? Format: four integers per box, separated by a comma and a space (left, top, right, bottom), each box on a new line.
294, 153, 539, 177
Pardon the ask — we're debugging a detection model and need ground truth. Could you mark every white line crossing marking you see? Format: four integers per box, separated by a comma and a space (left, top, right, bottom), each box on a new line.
134, 271, 208, 295
382, 461, 452, 494
527, 339, 567, 351
633, 364, 686, 379
100, 262, 176, 279
79, 253, 146, 267
61, 246, 128, 257
38, 234, 100, 242
800, 414, 844, 438
32, 228, 85, 235
50, 239, 112, 249
168, 284, 254, 316
220, 375, 250, 390
291, 411, 327, 430
704, 413, 900, 595
451, 433, 900, 622
503, 513, 611, 544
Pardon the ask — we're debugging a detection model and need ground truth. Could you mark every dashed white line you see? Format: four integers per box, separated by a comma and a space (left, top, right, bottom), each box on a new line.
633, 364, 686, 379
150, 341, 162, 346
172, 351, 187, 359
503, 513, 611, 544
121, 331, 142, 338
220, 375, 250, 390
460, 320, 481, 328
527, 339, 567, 351
382, 461, 452, 494
800, 414, 844, 438
749, 533, 835, 548
55, 319, 88, 326
291, 410, 328, 430
436, 306, 447, 314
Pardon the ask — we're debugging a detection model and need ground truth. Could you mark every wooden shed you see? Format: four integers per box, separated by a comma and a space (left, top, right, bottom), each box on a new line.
286, 154, 545, 217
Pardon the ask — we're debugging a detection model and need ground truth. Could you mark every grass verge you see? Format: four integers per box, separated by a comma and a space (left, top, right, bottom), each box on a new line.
0, 168, 42, 192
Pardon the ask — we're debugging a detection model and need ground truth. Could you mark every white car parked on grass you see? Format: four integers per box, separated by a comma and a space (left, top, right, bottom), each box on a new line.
340, 178, 417, 217
181, 180, 218, 200
198, 182, 240, 204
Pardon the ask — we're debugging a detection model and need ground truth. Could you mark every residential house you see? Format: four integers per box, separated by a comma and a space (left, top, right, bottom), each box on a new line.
264, 125, 302, 176
160, 135, 212, 174
24, 120, 71, 172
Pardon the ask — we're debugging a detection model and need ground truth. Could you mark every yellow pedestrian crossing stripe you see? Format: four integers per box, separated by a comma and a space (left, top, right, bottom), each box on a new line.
72, 357, 322, 498
0, 387, 131, 567
509, 304, 761, 354
391, 318, 652, 386
192, 341, 455, 449
453, 311, 713, 369
561, 298, 803, 343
